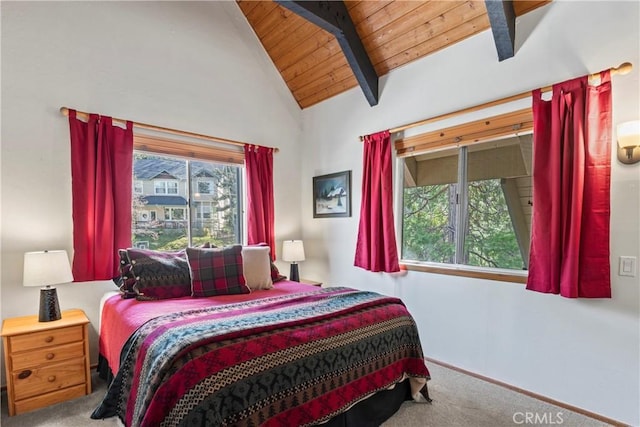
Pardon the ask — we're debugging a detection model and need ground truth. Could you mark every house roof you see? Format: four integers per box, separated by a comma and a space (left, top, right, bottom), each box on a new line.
142, 195, 188, 206
134, 157, 219, 180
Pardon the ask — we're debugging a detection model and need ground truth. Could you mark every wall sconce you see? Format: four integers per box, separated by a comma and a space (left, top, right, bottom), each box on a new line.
617, 120, 640, 164
282, 240, 305, 282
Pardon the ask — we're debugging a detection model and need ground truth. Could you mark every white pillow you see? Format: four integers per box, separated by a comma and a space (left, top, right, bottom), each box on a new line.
241, 246, 273, 290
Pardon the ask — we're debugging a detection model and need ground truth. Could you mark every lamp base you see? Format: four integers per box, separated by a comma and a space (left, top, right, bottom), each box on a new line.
289, 263, 300, 282
39, 286, 61, 322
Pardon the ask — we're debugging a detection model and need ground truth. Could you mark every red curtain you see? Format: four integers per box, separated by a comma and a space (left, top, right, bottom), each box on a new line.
69, 110, 133, 281
244, 145, 276, 260
354, 130, 400, 272
527, 71, 612, 298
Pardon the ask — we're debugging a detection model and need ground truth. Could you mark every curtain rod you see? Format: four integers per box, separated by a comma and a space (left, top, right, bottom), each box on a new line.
359, 62, 633, 141
59, 107, 279, 153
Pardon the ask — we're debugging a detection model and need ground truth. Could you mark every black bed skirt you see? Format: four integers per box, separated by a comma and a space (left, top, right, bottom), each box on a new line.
96, 354, 411, 426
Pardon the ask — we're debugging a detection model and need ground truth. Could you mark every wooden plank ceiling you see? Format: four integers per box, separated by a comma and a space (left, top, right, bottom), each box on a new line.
237, 1, 550, 109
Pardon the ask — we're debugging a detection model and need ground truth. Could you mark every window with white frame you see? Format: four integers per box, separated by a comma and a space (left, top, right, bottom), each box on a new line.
154, 180, 179, 195
164, 207, 186, 221
196, 179, 215, 195
133, 180, 143, 194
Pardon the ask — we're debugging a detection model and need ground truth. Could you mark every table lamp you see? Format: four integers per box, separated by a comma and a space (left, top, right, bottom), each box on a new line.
282, 240, 305, 282
23, 250, 73, 322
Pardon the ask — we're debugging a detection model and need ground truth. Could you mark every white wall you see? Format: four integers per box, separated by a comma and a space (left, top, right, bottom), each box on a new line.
300, 2, 640, 425
0, 1, 302, 377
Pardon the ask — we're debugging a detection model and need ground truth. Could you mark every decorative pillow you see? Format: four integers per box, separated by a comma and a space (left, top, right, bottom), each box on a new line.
186, 246, 250, 297
241, 246, 273, 290
115, 249, 137, 299
126, 248, 192, 300
255, 242, 287, 282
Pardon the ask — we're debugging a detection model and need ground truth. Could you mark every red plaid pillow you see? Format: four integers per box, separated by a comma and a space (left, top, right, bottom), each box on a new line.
186, 245, 250, 297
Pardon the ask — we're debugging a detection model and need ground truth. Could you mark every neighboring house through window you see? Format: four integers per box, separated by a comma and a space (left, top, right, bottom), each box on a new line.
132, 148, 243, 250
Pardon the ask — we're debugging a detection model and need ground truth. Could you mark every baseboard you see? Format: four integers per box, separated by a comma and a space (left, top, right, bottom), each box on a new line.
425, 357, 627, 427
2, 359, 628, 426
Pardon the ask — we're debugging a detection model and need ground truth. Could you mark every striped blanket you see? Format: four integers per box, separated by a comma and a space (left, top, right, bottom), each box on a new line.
92, 287, 430, 427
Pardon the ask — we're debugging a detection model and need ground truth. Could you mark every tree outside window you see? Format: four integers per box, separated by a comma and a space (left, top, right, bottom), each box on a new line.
401, 135, 532, 271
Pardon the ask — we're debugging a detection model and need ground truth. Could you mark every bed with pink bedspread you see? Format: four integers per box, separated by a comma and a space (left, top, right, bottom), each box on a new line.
92, 280, 431, 426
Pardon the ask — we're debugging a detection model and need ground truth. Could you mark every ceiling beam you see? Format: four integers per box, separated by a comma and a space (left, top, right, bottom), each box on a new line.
275, 0, 379, 106
485, 0, 516, 61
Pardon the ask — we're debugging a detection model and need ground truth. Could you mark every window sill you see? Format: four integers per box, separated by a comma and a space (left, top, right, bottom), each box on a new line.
400, 261, 527, 284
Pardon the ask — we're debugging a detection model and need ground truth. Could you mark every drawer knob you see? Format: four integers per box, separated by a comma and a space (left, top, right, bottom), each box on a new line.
47, 375, 56, 382
46, 353, 55, 360
44, 336, 54, 343
18, 370, 32, 379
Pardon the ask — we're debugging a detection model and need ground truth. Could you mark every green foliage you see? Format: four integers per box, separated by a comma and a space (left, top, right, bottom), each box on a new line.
402, 179, 524, 270
402, 184, 455, 263
465, 180, 524, 269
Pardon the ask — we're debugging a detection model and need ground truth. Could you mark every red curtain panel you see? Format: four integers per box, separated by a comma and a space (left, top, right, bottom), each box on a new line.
354, 130, 400, 273
244, 145, 276, 260
69, 110, 133, 281
527, 71, 612, 298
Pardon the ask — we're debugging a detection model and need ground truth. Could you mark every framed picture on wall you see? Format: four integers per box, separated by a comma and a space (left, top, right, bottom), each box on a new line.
313, 170, 351, 218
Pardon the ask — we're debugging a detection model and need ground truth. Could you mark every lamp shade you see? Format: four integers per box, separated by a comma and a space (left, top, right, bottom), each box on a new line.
23, 250, 73, 287
282, 240, 305, 262
617, 120, 640, 149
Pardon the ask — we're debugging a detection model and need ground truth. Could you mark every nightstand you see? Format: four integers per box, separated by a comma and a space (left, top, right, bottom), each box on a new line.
301, 279, 322, 287
1, 308, 91, 416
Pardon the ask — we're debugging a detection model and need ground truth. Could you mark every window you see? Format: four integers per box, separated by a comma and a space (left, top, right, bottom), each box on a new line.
133, 180, 143, 194
164, 207, 186, 221
132, 151, 243, 250
154, 180, 178, 195
194, 202, 212, 219
196, 180, 215, 195
398, 108, 533, 280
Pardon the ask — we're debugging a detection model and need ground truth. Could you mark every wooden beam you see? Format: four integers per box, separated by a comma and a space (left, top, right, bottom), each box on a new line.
275, 0, 379, 106
484, 0, 516, 61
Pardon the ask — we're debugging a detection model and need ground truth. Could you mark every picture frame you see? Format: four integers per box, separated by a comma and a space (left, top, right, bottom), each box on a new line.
313, 170, 351, 218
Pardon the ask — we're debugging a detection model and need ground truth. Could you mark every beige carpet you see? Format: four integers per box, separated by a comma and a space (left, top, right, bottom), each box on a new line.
1, 362, 611, 426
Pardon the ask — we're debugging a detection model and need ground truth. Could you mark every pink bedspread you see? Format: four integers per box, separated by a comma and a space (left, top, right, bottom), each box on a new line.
99, 280, 317, 373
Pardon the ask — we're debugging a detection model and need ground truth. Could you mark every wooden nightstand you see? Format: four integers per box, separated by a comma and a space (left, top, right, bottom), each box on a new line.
301, 279, 322, 287
1, 308, 91, 416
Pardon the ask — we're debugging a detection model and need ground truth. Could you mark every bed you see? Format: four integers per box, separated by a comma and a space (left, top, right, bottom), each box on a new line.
91, 246, 431, 427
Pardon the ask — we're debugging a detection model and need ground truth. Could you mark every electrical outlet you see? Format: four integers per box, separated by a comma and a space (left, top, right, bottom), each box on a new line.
619, 256, 637, 277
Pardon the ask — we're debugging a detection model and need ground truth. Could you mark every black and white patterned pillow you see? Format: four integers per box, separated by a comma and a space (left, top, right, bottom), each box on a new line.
126, 248, 192, 300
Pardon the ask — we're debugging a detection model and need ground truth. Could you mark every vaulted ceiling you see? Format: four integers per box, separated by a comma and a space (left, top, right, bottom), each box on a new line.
237, 1, 551, 109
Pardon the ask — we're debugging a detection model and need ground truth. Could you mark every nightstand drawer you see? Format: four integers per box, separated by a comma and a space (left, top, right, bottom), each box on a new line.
11, 341, 85, 371
14, 384, 87, 415
8, 325, 83, 352
12, 357, 86, 401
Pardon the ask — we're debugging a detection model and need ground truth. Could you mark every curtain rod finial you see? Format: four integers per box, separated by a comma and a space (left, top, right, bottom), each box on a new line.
60, 106, 69, 116
615, 62, 633, 75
